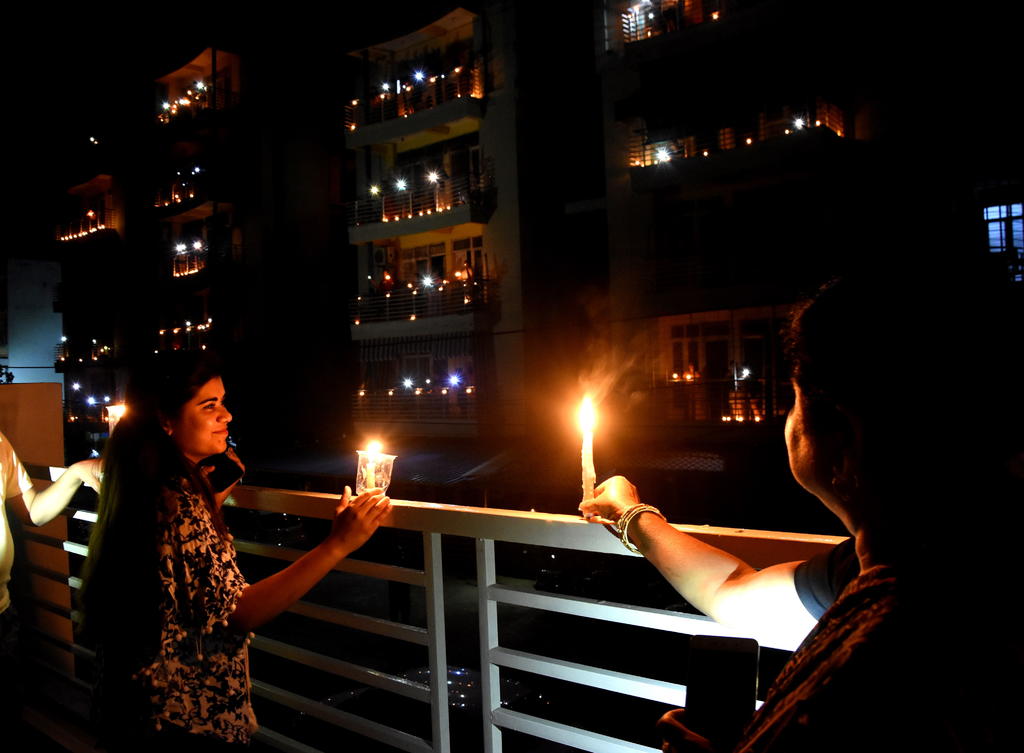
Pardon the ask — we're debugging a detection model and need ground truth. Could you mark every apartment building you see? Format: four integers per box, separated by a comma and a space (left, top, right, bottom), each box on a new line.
594, 0, 1021, 438
344, 6, 526, 439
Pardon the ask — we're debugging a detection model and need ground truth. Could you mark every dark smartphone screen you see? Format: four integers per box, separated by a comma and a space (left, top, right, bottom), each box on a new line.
199, 450, 244, 492
685, 635, 759, 751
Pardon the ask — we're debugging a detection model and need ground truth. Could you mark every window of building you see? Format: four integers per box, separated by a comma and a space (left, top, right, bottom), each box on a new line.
983, 203, 1023, 283
453, 236, 485, 279
397, 244, 446, 284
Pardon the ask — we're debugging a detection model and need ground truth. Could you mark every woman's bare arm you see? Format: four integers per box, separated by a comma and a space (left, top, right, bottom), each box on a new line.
228, 487, 390, 633
581, 476, 818, 649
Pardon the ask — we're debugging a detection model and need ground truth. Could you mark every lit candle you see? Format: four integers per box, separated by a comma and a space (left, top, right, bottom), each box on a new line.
105, 403, 126, 435
364, 440, 383, 490
578, 396, 597, 501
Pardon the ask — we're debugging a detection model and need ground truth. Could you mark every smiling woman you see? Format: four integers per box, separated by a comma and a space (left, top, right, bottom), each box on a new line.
78, 351, 391, 751
161, 376, 233, 463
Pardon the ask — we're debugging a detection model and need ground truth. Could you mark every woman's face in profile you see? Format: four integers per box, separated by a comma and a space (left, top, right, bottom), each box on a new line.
785, 382, 854, 530
164, 377, 232, 464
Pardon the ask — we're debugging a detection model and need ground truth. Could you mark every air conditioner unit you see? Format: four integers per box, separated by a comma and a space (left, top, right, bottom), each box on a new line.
373, 246, 396, 266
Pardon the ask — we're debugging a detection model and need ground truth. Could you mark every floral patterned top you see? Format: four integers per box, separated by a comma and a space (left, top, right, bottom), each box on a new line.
130, 477, 257, 743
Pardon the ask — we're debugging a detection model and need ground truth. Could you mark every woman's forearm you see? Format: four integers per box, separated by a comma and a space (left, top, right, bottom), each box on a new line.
228, 539, 351, 633
628, 511, 754, 618
19, 465, 89, 526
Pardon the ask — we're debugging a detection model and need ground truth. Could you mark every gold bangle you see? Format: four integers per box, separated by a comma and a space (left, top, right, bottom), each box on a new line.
616, 504, 665, 554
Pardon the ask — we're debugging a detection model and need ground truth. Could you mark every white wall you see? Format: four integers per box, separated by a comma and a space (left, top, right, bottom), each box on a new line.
2, 259, 63, 387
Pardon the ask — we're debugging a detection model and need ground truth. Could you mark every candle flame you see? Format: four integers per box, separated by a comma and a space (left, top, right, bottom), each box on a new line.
578, 396, 597, 433
367, 440, 383, 454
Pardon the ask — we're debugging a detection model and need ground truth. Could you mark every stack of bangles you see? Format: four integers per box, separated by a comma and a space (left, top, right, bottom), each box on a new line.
615, 504, 666, 554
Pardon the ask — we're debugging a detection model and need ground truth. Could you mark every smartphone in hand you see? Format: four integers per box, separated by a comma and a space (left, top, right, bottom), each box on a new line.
199, 449, 244, 492
685, 636, 759, 752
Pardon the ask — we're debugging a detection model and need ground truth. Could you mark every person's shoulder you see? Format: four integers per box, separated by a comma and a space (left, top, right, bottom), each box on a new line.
0, 431, 14, 458
159, 475, 203, 516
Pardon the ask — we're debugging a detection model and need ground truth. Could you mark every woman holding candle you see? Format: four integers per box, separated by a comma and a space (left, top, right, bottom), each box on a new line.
79, 352, 390, 751
581, 270, 1022, 752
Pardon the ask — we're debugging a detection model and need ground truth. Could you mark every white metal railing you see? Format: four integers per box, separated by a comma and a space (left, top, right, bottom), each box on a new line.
20, 472, 842, 753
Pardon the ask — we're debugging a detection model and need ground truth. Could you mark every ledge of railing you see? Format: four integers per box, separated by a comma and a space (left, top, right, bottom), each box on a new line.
228, 486, 841, 567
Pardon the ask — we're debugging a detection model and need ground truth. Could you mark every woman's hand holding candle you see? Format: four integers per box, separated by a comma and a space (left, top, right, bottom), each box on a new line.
579, 475, 641, 526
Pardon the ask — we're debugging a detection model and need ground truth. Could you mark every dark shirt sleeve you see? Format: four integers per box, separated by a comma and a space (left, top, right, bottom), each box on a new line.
793, 539, 857, 619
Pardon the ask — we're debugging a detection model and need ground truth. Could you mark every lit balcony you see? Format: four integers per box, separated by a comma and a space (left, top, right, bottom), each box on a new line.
620, 0, 739, 45
346, 7, 483, 149
170, 240, 208, 278
354, 385, 478, 424
627, 103, 849, 192
630, 101, 844, 168
55, 208, 116, 241
21, 461, 839, 753
157, 317, 213, 351
351, 278, 493, 327
631, 377, 791, 427
346, 171, 494, 244
347, 61, 483, 130
155, 47, 241, 126
154, 165, 206, 210
53, 338, 113, 369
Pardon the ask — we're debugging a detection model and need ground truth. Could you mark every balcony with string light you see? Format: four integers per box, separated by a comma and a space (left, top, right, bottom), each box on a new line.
618, 0, 787, 49
154, 164, 206, 212
156, 318, 214, 352
346, 165, 495, 244
350, 272, 495, 342
170, 239, 208, 278
155, 47, 241, 127
55, 208, 117, 242
345, 60, 484, 149
345, 7, 484, 150
626, 100, 853, 192
353, 375, 479, 427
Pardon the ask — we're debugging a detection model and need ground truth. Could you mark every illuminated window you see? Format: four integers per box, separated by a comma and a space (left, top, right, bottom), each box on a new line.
983, 203, 1023, 283
453, 236, 485, 278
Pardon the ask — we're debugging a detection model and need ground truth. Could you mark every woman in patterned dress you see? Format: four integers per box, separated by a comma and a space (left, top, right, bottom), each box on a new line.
79, 352, 391, 751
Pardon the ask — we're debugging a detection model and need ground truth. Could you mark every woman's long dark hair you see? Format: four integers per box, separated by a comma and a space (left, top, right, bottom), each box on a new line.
77, 351, 226, 651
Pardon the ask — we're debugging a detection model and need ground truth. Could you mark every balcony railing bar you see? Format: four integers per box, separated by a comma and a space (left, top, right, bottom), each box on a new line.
489, 582, 748, 643
423, 532, 451, 753
24, 625, 95, 669
254, 726, 324, 753
287, 600, 429, 645
235, 538, 426, 586
251, 635, 431, 702
253, 679, 436, 753
491, 647, 688, 707
493, 708, 655, 753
